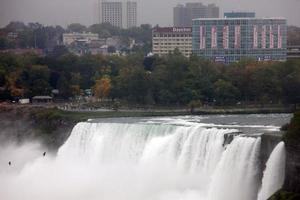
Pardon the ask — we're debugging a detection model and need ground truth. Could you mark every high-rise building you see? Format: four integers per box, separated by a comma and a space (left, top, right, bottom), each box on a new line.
99, 1, 137, 29
101, 1, 123, 28
126, 1, 137, 28
174, 3, 219, 27
152, 27, 192, 57
192, 17, 287, 63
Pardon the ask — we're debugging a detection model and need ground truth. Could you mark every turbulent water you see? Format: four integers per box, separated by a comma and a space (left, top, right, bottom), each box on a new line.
0, 116, 288, 200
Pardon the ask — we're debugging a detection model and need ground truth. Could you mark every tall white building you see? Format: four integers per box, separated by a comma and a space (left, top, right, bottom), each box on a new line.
99, 0, 137, 29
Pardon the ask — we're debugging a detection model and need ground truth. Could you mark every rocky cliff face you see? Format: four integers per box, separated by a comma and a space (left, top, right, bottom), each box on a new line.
283, 111, 300, 194
284, 142, 300, 193
0, 106, 74, 151
253, 129, 300, 200
260, 132, 283, 170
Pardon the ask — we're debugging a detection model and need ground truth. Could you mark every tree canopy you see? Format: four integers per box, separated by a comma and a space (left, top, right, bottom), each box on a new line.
0, 51, 299, 107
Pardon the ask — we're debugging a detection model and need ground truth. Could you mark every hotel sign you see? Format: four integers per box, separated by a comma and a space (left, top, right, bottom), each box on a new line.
153, 27, 192, 33
172, 27, 192, 32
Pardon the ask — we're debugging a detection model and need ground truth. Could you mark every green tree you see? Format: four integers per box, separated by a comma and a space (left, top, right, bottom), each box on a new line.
213, 79, 240, 105
282, 70, 300, 107
67, 23, 87, 33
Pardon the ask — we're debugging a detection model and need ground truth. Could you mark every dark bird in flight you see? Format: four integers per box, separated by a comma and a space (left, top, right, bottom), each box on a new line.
8, 161, 11, 166
43, 152, 46, 157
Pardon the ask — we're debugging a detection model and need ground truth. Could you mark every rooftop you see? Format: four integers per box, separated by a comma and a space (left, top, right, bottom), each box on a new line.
193, 17, 286, 21
32, 96, 53, 100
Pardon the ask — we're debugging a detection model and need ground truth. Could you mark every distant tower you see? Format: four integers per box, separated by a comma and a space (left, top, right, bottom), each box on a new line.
99, 0, 137, 29
126, 1, 137, 28
174, 3, 219, 27
98, 0, 102, 24
101, 1, 123, 28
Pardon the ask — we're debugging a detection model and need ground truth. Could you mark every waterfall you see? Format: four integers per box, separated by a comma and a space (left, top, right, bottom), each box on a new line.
57, 122, 232, 177
56, 122, 262, 200
0, 121, 286, 200
208, 137, 261, 200
257, 142, 286, 200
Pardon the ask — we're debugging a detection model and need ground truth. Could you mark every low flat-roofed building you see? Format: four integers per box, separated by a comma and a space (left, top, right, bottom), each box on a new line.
32, 96, 53, 103
152, 27, 192, 57
63, 32, 99, 46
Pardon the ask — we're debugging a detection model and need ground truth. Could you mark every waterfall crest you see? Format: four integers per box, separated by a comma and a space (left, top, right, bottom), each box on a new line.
57, 122, 231, 177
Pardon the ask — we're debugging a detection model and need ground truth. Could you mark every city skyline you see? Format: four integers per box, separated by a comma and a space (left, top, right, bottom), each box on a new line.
0, 0, 300, 28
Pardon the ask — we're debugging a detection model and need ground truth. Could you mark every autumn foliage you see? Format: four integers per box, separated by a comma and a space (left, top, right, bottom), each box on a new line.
93, 76, 111, 100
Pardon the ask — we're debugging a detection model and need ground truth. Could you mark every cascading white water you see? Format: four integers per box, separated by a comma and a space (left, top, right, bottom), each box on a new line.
0, 121, 286, 200
57, 122, 231, 180
208, 137, 261, 200
257, 142, 286, 200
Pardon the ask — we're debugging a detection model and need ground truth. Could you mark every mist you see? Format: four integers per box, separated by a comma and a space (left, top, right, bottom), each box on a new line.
0, 0, 299, 27
0, 141, 205, 200
0, 142, 43, 173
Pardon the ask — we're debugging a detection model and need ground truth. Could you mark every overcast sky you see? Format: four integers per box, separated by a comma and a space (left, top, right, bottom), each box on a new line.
0, 0, 299, 28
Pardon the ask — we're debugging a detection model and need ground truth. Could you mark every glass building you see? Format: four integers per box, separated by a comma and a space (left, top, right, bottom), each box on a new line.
192, 18, 287, 63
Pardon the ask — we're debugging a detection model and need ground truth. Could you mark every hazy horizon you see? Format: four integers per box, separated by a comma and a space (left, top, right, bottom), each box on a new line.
0, 0, 300, 28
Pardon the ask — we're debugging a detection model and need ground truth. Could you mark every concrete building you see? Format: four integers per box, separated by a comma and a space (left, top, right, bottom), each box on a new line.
174, 3, 219, 27
100, 1, 137, 29
101, 1, 123, 28
152, 27, 192, 57
224, 12, 255, 18
126, 1, 137, 28
192, 18, 287, 63
63, 32, 99, 46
